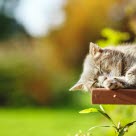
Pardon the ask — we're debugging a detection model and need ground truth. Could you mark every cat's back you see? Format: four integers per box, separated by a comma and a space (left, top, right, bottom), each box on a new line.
105, 43, 136, 74
106, 44, 136, 57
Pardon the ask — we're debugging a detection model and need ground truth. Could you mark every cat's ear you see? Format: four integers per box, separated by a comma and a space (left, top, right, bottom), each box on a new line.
69, 82, 83, 91
89, 42, 103, 56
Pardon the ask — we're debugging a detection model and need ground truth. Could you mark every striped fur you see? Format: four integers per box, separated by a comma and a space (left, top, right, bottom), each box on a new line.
70, 42, 136, 91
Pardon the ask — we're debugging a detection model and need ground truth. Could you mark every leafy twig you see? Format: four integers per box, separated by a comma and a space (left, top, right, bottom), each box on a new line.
79, 105, 136, 136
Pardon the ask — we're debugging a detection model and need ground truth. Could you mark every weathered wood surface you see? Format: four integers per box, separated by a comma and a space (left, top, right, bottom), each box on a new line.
91, 88, 136, 105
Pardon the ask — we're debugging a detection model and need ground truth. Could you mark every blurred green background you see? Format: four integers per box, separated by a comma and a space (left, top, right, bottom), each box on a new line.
0, 0, 136, 135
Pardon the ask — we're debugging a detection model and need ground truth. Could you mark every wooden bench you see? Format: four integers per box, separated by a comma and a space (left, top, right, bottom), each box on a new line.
91, 88, 136, 104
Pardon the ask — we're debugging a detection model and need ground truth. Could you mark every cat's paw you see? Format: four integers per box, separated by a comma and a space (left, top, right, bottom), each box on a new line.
103, 78, 124, 90
97, 75, 107, 87
126, 72, 136, 85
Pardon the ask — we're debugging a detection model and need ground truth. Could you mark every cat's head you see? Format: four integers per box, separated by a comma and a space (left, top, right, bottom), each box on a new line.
69, 43, 101, 92
69, 42, 123, 92
89, 42, 123, 76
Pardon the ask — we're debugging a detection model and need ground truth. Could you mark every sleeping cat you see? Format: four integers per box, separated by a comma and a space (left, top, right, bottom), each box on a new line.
69, 42, 136, 91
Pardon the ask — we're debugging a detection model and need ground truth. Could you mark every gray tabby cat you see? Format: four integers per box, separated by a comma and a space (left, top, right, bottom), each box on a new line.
69, 42, 136, 92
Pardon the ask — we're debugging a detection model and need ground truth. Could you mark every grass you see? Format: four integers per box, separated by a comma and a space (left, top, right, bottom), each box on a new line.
0, 108, 100, 136
0, 106, 135, 136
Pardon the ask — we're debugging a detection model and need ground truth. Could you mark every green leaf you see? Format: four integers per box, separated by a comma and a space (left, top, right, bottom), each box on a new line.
98, 110, 117, 128
97, 28, 130, 47
88, 125, 115, 132
79, 107, 117, 129
118, 121, 136, 136
79, 108, 98, 114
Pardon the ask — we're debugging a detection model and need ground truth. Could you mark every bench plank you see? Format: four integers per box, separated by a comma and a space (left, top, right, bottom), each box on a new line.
92, 88, 136, 104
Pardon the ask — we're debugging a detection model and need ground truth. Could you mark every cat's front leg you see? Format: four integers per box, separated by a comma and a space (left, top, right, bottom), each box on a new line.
96, 75, 107, 87
97, 75, 124, 89
113, 65, 136, 88
126, 65, 136, 86
102, 77, 125, 90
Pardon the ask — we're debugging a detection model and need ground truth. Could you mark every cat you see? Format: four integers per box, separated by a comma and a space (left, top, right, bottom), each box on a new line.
69, 42, 136, 92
